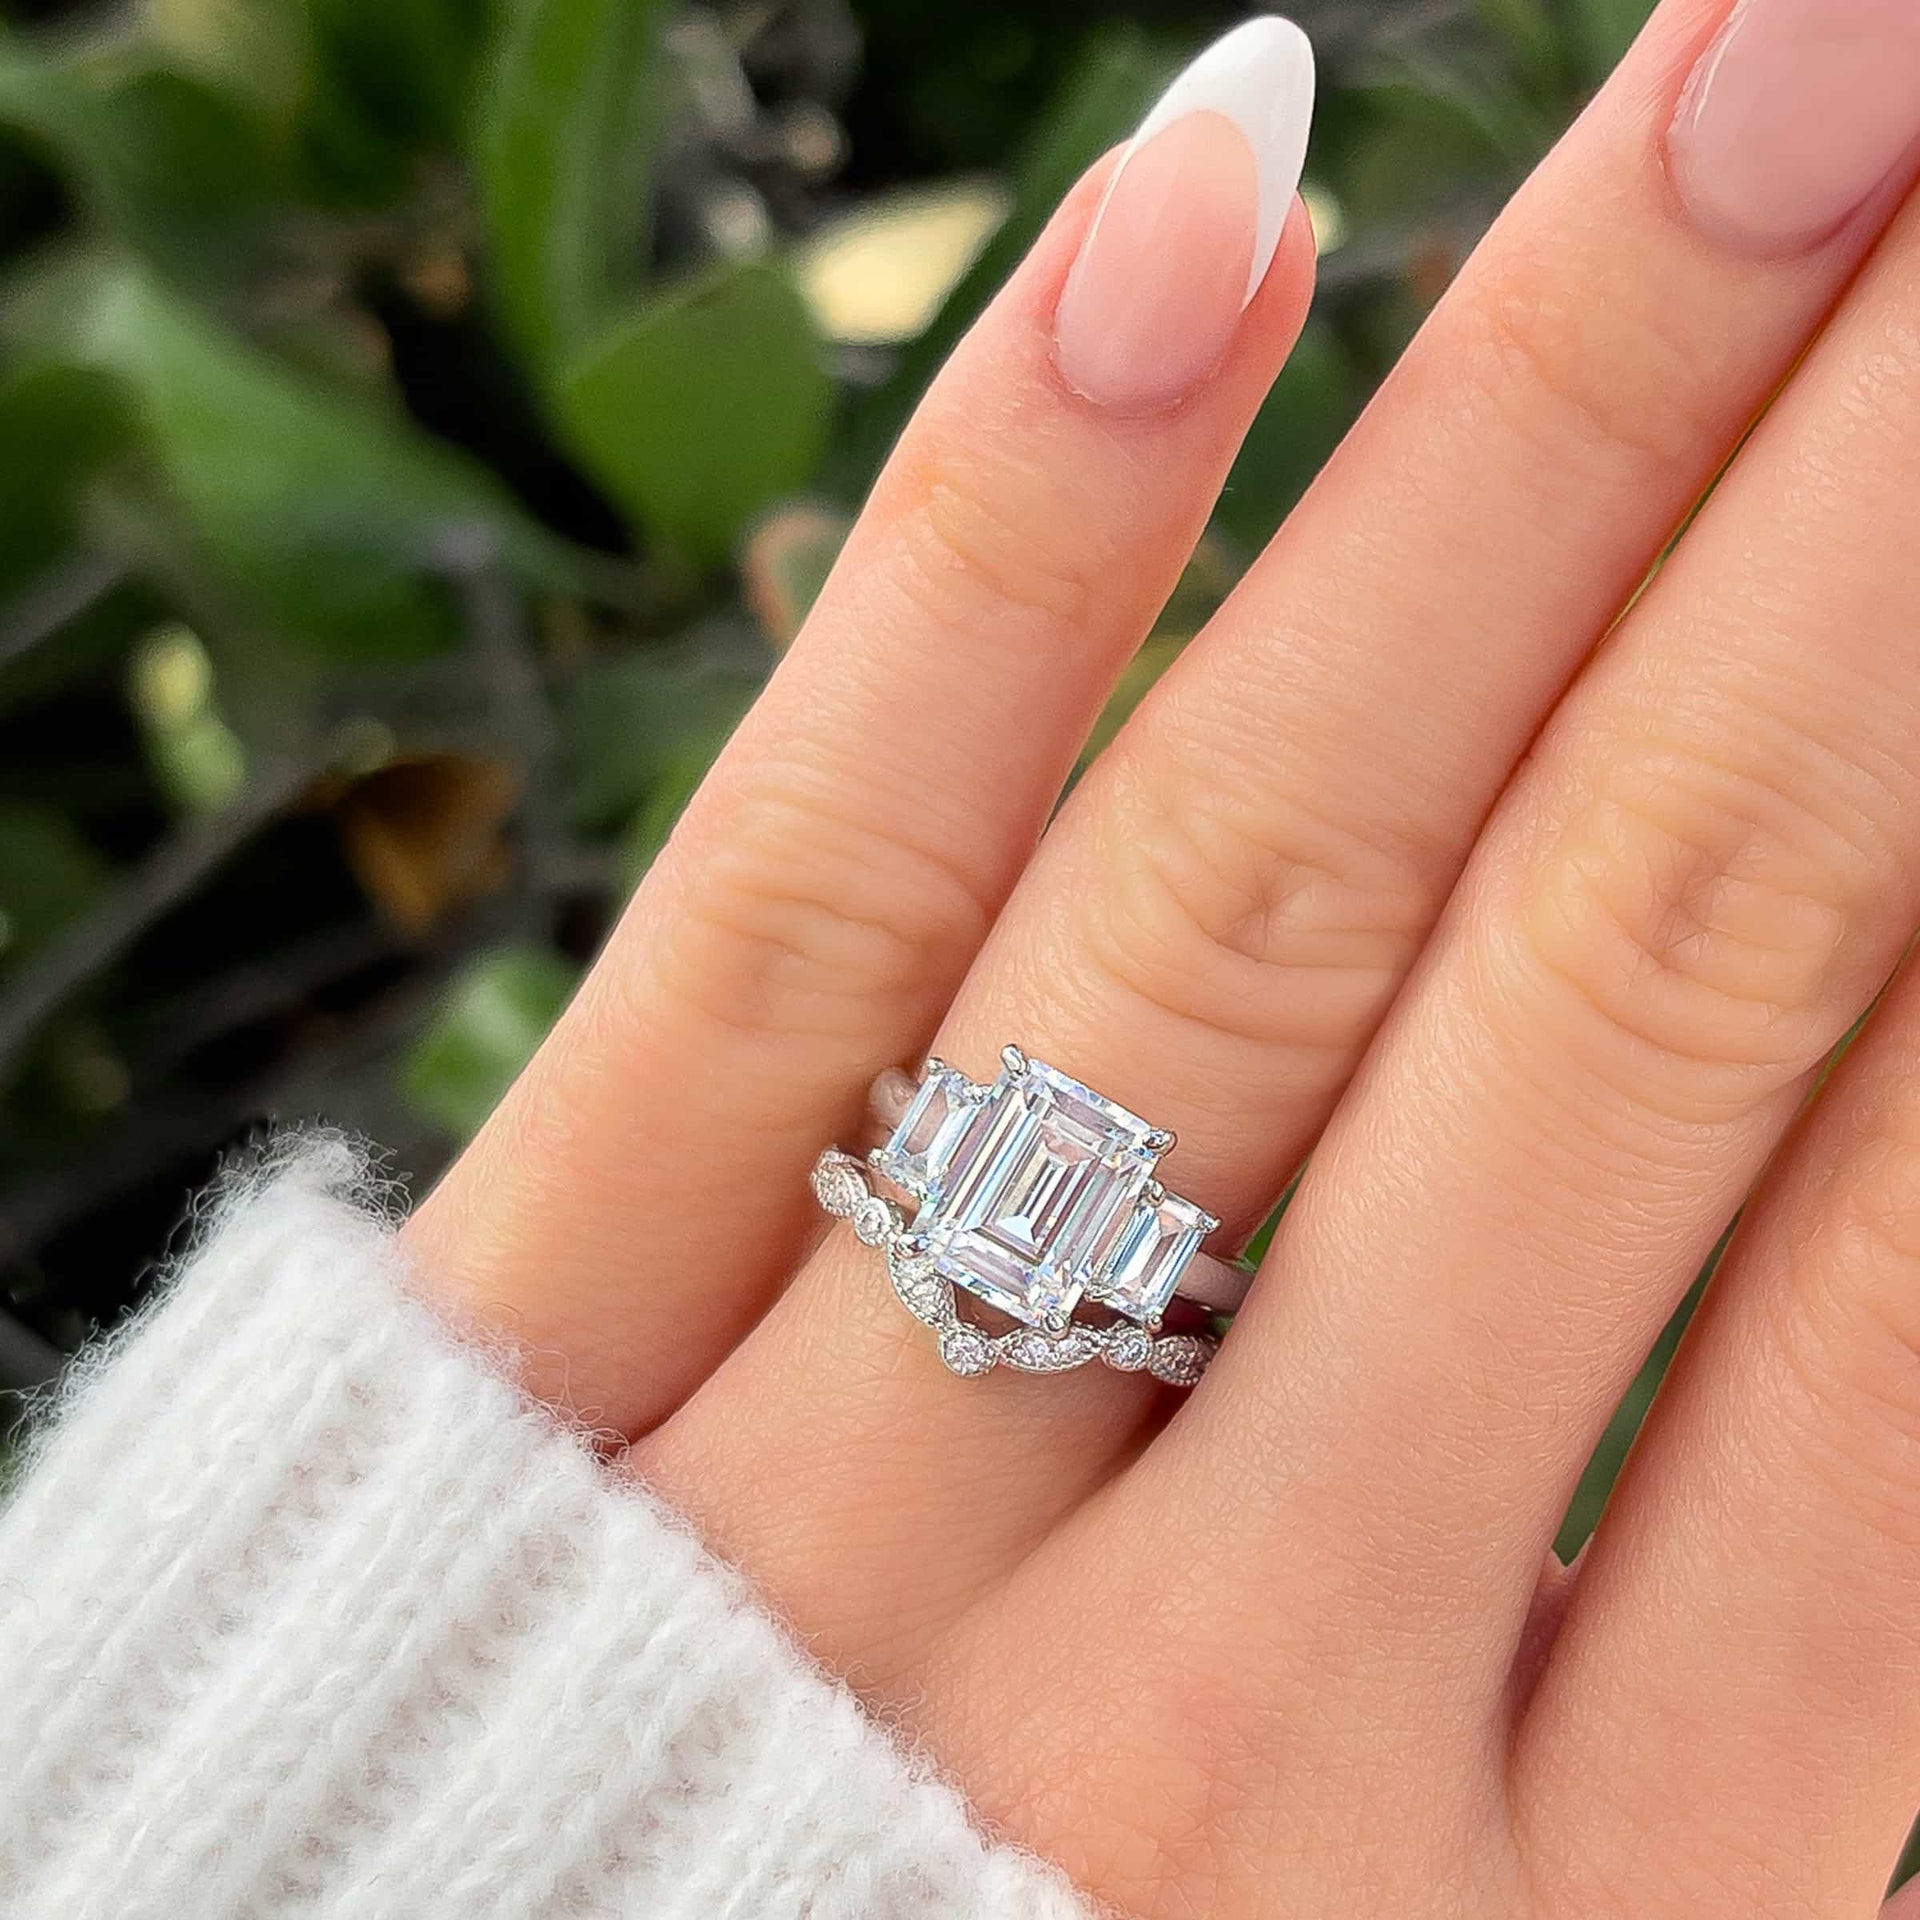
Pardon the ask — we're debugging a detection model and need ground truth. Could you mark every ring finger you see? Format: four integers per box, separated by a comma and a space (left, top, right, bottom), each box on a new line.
408, 46, 1319, 1432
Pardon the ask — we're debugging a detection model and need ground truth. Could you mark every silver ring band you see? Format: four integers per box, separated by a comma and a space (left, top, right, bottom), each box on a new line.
812, 1046, 1246, 1383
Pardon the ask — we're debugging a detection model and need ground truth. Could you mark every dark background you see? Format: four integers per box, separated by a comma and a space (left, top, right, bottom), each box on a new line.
0, 0, 1652, 1514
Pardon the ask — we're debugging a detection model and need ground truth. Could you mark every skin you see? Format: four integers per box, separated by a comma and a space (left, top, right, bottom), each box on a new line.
407, 1, 1920, 1911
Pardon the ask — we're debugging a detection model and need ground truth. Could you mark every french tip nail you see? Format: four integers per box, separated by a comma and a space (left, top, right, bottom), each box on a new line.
1052, 16, 1317, 411
1124, 14, 1318, 307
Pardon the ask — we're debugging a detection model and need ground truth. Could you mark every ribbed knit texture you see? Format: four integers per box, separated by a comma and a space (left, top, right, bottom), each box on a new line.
0, 1141, 1092, 1920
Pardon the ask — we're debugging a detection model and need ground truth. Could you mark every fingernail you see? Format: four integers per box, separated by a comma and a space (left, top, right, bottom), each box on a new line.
1053, 16, 1315, 412
1666, 0, 1920, 256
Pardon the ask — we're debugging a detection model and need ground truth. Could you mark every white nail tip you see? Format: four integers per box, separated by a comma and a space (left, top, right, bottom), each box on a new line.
1117, 15, 1317, 307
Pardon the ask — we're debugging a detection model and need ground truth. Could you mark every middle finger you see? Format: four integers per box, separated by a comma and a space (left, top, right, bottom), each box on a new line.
1170, 88, 1920, 1743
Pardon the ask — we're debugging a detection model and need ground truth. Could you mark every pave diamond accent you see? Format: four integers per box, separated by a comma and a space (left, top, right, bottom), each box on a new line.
852, 1195, 899, 1246
920, 1056, 1158, 1329
810, 1151, 866, 1217
999, 1324, 1106, 1373
887, 1239, 954, 1326
1145, 1334, 1212, 1388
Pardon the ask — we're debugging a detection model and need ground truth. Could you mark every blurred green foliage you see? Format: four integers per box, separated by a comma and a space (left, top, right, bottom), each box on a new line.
0, 0, 1674, 1498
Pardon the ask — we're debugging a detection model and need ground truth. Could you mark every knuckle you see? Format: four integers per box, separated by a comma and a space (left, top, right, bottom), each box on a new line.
1454, 254, 1718, 476
658, 771, 992, 1042
1075, 739, 1432, 1056
1517, 732, 1889, 1115
886, 430, 1112, 631
1831, 1107, 1920, 1279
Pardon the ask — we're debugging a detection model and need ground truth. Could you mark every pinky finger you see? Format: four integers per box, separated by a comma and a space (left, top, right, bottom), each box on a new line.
1518, 948, 1920, 1914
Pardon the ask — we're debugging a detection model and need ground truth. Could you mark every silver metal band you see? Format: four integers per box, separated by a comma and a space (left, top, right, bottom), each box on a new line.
812, 1047, 1248, 1383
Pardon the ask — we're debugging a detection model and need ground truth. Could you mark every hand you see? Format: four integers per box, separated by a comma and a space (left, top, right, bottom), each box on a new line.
406, 4, 1920, 1913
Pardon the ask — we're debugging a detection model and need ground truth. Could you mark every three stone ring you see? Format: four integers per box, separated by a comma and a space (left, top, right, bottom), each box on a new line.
810, 1046, 1248, 1384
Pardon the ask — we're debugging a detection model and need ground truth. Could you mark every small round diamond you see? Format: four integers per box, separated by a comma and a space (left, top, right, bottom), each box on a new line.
887, 1236, 935, 1282
852, 1195, 897, 1246
1103, 1325, 1153, 1372
938, 1326, 996, 1376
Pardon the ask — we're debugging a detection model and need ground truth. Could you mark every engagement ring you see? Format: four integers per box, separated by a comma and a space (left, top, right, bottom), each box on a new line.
811, 1046, 1246, 1383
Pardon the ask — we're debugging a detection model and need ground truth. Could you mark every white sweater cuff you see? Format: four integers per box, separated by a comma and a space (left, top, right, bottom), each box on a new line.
0, 1142, 1093, 1920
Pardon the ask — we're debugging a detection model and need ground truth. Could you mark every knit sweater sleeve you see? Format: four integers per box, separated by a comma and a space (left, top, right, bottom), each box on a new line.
0, 1142, 1093, 1920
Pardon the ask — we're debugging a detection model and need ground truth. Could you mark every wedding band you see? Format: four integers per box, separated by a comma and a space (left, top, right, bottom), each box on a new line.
811, 1046, 1246, 1383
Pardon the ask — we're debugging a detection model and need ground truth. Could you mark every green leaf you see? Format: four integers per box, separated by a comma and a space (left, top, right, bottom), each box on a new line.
62, 263, 568, 660
140, 0, 311, 117
401, 943, 577, 1138
475, 0, 671, 370
1473, 0, 1566, 92
0, 40, 108, 170
0, 47, 285, 285
0, 803, 110, 971
313, 0, 494, 149
562, 636, 763, 830
298, 0, 497, 201
555, 260, 830, 564
1568, 0, 1657, 86
1080, 634, 1183, 771
1362, 53, 1552, 178
1337, 77, 1516, 231
1213, 319, 1365, 550
0, 362, 128, 601
1556, 1246, 1717, 1560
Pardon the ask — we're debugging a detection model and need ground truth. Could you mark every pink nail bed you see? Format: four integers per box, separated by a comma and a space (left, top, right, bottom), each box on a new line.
1052, 17, 1316, 414
1667, 0, 1920, 256
1054, 112, 1264, 413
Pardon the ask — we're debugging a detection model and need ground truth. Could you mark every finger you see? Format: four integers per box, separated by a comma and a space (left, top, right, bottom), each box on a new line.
930, 0, 1920, 1254
1518, 950, 1920, 1913
1160, 101, 1920, 1737
408, 85, 1318, 1432
635, 0, 1920, 1670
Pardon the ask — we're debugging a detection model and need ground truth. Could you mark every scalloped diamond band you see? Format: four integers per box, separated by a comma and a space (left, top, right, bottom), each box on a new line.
811, 1046, 1247, 1383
